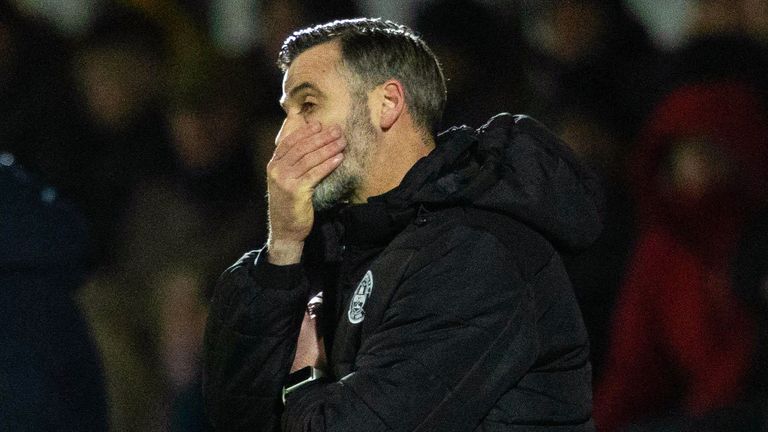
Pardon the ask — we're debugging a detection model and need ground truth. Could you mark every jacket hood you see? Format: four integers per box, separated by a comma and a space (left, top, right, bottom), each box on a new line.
376, 113, 604, 252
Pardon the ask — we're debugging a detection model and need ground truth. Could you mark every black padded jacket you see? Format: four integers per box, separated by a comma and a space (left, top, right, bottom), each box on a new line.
203, 114, 603, 431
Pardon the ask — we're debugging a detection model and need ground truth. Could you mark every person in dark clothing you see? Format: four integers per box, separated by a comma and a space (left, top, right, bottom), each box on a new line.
667, 0, 768, 103
413, 0, 532, 130
203, 19, 602, 431
0, 4, 82, 194
0, 154, 108, 431
65, 8, 176, 267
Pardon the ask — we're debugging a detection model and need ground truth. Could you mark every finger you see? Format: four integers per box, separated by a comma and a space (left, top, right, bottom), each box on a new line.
273, 121, 323, 160
265, 137, 342, 188
303, 153, 345, 186
278, 125, 342, 165
272, 121, 320, 160
292, 137, 347, 178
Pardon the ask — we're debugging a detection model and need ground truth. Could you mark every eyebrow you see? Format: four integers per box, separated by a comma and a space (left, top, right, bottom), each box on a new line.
279, 82, 322, 110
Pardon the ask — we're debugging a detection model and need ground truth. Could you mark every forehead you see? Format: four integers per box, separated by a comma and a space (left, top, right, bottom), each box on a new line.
282, 41, 346, 95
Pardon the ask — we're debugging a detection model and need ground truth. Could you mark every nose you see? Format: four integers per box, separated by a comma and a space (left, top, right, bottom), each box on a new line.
275, 115, 306, 147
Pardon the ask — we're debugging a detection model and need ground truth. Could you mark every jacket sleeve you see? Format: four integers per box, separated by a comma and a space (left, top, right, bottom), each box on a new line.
203, 249, 309, 431
282, 227, 540, 432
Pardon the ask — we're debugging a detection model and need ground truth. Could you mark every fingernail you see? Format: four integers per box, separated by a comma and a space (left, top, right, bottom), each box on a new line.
330, 126, 341, 138
311, 122, 321, 132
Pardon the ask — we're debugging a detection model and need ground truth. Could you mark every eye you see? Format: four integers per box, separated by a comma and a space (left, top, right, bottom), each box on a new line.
299, 101, 316, 114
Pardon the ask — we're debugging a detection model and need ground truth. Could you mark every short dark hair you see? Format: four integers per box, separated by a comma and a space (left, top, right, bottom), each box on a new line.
277, 18, 447, 133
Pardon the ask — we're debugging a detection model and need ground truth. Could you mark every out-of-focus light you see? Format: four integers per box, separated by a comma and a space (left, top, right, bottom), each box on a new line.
0, 152, 15, 167
12, 0, 98, 37
625, 0, 692, 49
40, 187, 57, 204
210, 0, 259, 57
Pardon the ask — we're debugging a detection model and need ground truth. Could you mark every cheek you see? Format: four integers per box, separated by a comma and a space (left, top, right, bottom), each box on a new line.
319, 106, 351, 131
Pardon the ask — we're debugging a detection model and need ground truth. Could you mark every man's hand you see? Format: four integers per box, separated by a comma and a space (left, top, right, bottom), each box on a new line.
266, 121, 346, 265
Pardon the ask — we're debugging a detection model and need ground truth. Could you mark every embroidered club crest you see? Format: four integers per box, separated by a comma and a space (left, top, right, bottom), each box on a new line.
348, 270, 373, 324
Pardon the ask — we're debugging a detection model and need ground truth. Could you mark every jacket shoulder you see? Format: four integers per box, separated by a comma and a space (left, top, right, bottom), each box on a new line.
479, 113, 554, 140
393, 206, 555, 281
460, 207, 555, 279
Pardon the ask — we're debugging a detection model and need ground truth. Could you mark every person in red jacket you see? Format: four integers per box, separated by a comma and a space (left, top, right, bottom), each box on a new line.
594, 81, 768, 431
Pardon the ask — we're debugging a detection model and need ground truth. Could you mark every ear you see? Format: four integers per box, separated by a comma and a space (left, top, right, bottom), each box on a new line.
379, 79, 406, 131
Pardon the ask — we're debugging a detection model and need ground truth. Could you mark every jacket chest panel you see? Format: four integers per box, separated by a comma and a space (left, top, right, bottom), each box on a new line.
329, 246, 415, 378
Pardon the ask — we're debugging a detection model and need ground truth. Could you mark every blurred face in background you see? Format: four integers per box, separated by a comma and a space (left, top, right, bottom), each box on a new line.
525, 0, 607, 65
549, 0, 606, 63
74, 45, 161, 130
659, 137, 734, 207
169, 103, 242, 171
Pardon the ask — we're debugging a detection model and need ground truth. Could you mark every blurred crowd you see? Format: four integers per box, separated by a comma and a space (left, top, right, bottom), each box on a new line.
2, 0, 768, 431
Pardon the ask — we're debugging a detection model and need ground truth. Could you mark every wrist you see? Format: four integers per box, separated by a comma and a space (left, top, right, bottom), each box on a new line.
282, 366, 326, 405
266, 238, 305, 265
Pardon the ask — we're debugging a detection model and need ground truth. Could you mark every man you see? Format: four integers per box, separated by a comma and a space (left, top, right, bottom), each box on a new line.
204, 18, 602, 431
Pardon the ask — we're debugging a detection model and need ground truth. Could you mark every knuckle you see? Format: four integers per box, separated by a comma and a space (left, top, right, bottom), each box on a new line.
323, 144, 339, 157
266, 165, 281, 181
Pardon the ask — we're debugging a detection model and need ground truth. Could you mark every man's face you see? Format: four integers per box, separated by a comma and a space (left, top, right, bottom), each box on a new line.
277, 42, 378, 210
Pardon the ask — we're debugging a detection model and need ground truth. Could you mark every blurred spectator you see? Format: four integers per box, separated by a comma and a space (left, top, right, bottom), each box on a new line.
522, 0, 662, 142
66, 7, 177, 267
594, 81, 768, 431
77, 52, 266, 432
157, 271, 211, 432
735, 208, 768, 395
415, 0, 532, 129
0, 154, 108, 431
81, 268, 215, 431
668, 0, 768, 102
117, 56, 266, 279
0, 3, 80, 191
258, 0, 359, 57
78, 268, 168, 432
560, 123, 636, 377
519, 0, 661, 375
722, 207, 768, 431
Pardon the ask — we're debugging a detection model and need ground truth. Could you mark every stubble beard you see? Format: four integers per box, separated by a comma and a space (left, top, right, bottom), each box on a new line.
311, 96, 377, 211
